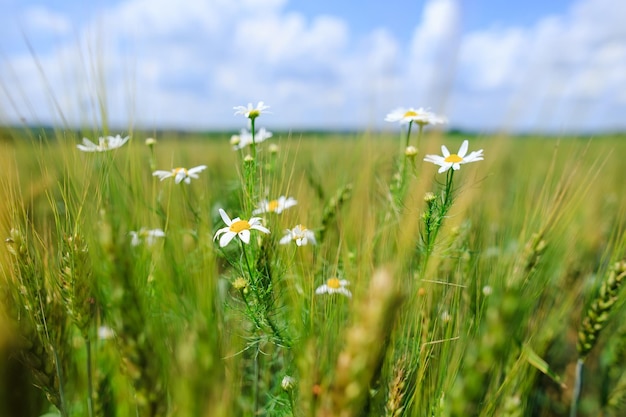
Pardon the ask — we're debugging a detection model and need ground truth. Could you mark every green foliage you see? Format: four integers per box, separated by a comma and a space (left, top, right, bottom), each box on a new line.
1, 130, 626, 417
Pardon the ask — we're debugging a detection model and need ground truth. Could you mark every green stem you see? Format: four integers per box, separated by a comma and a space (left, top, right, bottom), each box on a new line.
250, 117, 257, 160
421, 169, 455, 273
442, 168, 455, 210
241, 289, 264, 332
238, 240, 288, 346
240, 239, 255, 284
405, 121, 413, 148
287, 391, 295, 416
253, 344, 260, 415
148, 147, 157, 172
86, 338, 94, 417
52, 346, 68, 417
181, 182, 201, 226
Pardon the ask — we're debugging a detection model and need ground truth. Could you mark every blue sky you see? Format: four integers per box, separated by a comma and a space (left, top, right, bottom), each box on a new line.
1, 0, 624, 133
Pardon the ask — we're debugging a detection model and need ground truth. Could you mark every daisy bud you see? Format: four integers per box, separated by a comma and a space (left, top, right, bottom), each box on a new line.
281, 375, 296, 391
482, 285, 493, 296
233, 277, 248, 291
424, 192, 436, 203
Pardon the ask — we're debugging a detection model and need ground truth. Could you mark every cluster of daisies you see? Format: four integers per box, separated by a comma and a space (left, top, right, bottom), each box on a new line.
76, 104, 483, 300
384, 107, 484, 172
213, 199, 315, 249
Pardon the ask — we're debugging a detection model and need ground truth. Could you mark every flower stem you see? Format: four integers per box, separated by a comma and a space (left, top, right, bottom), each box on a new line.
181, 182, 201, 226
86, 338, 95, 417
442, 168, 455, 210
421, 168, 455, 272
240, 239, 255, 284
405, 121, 413, 148
250, 117, 257, 160
253, 344, 260, 415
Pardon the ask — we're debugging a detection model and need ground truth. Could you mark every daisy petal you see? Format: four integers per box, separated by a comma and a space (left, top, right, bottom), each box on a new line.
219, 231, 236, 247
238, 230, 251, 244
218, 208, 232, 225
458, 140, 469, 158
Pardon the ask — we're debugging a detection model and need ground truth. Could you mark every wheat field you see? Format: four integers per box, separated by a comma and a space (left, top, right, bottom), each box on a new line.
1, 123, 626, 417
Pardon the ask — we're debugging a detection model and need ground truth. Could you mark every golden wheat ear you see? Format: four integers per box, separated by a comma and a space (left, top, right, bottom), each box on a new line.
317, 268, 403, 417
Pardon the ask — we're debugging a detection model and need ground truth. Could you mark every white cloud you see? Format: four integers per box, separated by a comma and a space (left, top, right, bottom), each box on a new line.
459, 28, 526, 91
450, 0, 626, 131
1, 0, 626, 132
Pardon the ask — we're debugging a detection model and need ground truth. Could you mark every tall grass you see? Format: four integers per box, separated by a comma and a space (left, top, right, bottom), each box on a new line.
1, 125, 626, 417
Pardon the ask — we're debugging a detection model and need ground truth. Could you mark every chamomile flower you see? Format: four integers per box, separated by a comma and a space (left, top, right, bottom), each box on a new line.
405, 146, 418, 157
152, 165, 207, 184
232, 277, 249, 291
281, 375, 296, 392
77, 134, 130, 152
233, 128, 273, 150
385, 107, 447, 126
279, 224, 316, 246
233, 101, 270, 119
213, 208, 270, 247
315, 278, 351, 298
423, 140, 483, 173
129, 228, 165, 247
253, 196, 297, 215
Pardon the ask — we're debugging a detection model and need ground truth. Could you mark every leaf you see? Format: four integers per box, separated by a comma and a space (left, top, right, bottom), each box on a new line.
523, 344, 567, 389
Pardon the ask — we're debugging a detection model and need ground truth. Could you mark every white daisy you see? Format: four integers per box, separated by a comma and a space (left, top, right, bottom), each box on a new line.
152, 165, 207, 184
279, 224, 316, 246
233, 128, 273, 150
77, 134, 130, 152
252, 196, 297, 215
423, 140, 483, 173
233, 101, 270, 119
384, 107, 447, 126
315, 278, 351, 298
129, 228, 165, 247
213, 208, 270, 247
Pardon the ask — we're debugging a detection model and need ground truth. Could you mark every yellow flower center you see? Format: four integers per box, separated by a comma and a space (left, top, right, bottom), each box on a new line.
248, 110, 260, 119
229, 220, 251, 233
232, 277, 248, 290
267, 200, 279, 212
292, 225, 308, 240
173, 167, 188, 175
403, 110, 418, 118
444, 154, 463, 163
327, 278, 341, 289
